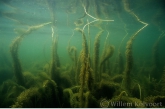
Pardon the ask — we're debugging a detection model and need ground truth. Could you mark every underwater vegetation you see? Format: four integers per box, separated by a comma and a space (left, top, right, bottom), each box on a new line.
0, 0, 165, 108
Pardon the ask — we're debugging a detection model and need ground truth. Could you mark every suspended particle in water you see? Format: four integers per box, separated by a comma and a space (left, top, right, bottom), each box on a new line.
74, 19, 84, 26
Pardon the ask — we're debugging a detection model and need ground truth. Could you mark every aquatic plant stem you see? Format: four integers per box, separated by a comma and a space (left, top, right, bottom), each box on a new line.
122, 0, 148, 94
82, 4, 114, 21
117, 13, 128, 52
10, 36, 25, 86
93, 31, 103, 82
50, 37, 60, 83
151, 31, 165, 78
68, 29, 75, 46
87, 19, 91, 57
137, 83, 142, 100
118, 91, 128, 100
122, 0, 148, 39
75, 28, 94, 107
10, 22, 51, 87
100, 45, 114, 81
75, 28, 88, 107
123, 37, 133, 94
51, 26, 55, 40
103, 22, 110, 50
82, 4, 114, 31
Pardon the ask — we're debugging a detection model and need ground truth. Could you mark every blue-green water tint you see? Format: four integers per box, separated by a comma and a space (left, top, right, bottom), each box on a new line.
0, 0, 165, 108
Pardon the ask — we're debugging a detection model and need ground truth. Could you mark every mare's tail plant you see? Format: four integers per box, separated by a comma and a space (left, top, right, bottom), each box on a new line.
10, 22, 51, 87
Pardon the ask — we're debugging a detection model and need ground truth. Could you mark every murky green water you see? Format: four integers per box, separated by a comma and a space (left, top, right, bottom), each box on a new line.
0, 0, 165, 108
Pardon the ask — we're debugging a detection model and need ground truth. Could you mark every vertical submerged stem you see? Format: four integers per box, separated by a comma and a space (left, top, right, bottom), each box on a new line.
123, 37, 134, 93
75, 28, 88, 107
93, 31, 103, 82
122, 0, 148, 94
10, 36, 25, 86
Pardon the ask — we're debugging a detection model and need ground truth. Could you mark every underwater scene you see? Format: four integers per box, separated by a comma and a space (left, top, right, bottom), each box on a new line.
0, 0, 165, 108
